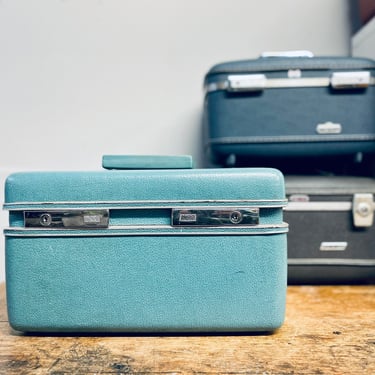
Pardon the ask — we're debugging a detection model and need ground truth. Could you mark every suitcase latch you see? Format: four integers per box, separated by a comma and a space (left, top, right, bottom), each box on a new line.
227, 74, 266, 92
353, 194, 374, 227
331, 71, 371, 89
24, 210, 109, 229
171, 208, 259, 227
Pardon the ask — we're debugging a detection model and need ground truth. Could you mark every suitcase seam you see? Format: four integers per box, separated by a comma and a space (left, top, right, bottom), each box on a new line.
208, 134, 375, 144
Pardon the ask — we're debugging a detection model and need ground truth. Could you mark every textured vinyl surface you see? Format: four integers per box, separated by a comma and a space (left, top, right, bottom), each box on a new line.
5, 234, 287, 332
4, 167, 285, 204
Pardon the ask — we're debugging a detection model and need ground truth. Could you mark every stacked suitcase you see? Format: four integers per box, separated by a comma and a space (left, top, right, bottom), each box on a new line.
3, 52, 374, 334
204, 51, 375, 284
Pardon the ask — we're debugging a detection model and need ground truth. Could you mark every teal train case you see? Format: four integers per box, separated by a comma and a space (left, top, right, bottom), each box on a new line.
4, 156, 288, 333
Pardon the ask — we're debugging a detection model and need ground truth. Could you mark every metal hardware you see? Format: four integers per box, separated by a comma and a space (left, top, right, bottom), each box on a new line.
353, 194, 374, 227
331, 71, 371, 89
355, 152, 363, 163
206, 75, 375, 94
286, 194, 375, 227
225, 153, 237, 167
316, 121, 342, 135
288, 69, 302, 78
227, 74, 266, 92
24, 210, 109, 229
288, 258, 375, 266
285, 202, 352, 211
39, 213, 52, 227
320, 242, 348, 251
171, 208, 259, 227
288, 194, 310, 202
207, 77, 331, 93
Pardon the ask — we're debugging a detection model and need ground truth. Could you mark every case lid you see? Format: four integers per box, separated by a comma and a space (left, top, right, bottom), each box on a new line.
4, 162, 286, 210
206, 56, 375, 76
205, 56, 375, 92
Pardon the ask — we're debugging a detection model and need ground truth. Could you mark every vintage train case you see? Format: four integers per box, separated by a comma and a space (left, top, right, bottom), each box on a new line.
4, 156, 288, 332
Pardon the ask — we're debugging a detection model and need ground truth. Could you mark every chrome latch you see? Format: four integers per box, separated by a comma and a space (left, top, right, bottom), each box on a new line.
331, 71, 371, 89
24, 210, 109, 229
353, 194, 374, 227
171, 208, 259, 227
227, 74, 266, 92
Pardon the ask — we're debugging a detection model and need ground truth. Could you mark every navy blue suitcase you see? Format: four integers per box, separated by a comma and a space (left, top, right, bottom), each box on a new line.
203, 52, 375, 169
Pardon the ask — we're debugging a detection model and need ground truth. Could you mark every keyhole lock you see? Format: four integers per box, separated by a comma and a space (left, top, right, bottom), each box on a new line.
357, 202, 371, 217
39, 213, 52, 227
353, 193, 374, 227
229, 211, 243, 224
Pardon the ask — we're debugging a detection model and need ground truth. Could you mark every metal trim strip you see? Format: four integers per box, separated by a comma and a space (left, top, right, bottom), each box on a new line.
285, 202, 352, 211
206, 76, 375, 93
288, 258, 375, 267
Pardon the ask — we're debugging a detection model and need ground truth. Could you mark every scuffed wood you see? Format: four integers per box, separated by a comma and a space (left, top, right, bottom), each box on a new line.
0, 284, 374, 374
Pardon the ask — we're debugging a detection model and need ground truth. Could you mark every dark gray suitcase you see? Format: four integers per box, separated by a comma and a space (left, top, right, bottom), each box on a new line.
285, 176, 375, 284
203, 52, 375, 169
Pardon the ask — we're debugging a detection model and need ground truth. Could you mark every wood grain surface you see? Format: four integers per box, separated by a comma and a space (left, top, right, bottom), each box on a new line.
0, 283, 374, 374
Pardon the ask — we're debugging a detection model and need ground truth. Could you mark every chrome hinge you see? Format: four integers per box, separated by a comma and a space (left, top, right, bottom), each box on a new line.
227, 74, 266, 92
24, 210, 109, 229
171, 208, 259, 227
331, 71, 371, 89
352, 194, 374, 227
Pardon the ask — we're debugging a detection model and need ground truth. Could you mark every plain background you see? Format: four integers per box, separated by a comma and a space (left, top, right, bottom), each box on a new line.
0, 0, 353, 282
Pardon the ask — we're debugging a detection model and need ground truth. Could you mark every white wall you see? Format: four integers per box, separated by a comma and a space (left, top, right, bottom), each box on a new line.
0, 0, 351, 282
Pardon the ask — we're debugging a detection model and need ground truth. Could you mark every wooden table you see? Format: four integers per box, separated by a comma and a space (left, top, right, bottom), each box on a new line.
0, 283, 374, 374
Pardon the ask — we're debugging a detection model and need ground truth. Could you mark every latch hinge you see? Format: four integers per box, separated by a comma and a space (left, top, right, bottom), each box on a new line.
331, 71, 371, 89
353, 194, 374, 227
172, 208, 259, 227
227, 74, 266, 92
24, 210, 109, 229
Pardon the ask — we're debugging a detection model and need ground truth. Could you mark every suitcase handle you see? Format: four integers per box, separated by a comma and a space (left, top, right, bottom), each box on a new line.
260, 50, 314, 58
102, 155, 194, 170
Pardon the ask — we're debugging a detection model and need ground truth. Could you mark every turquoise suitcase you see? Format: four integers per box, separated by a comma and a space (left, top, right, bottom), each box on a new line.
3, 156, 288, 333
